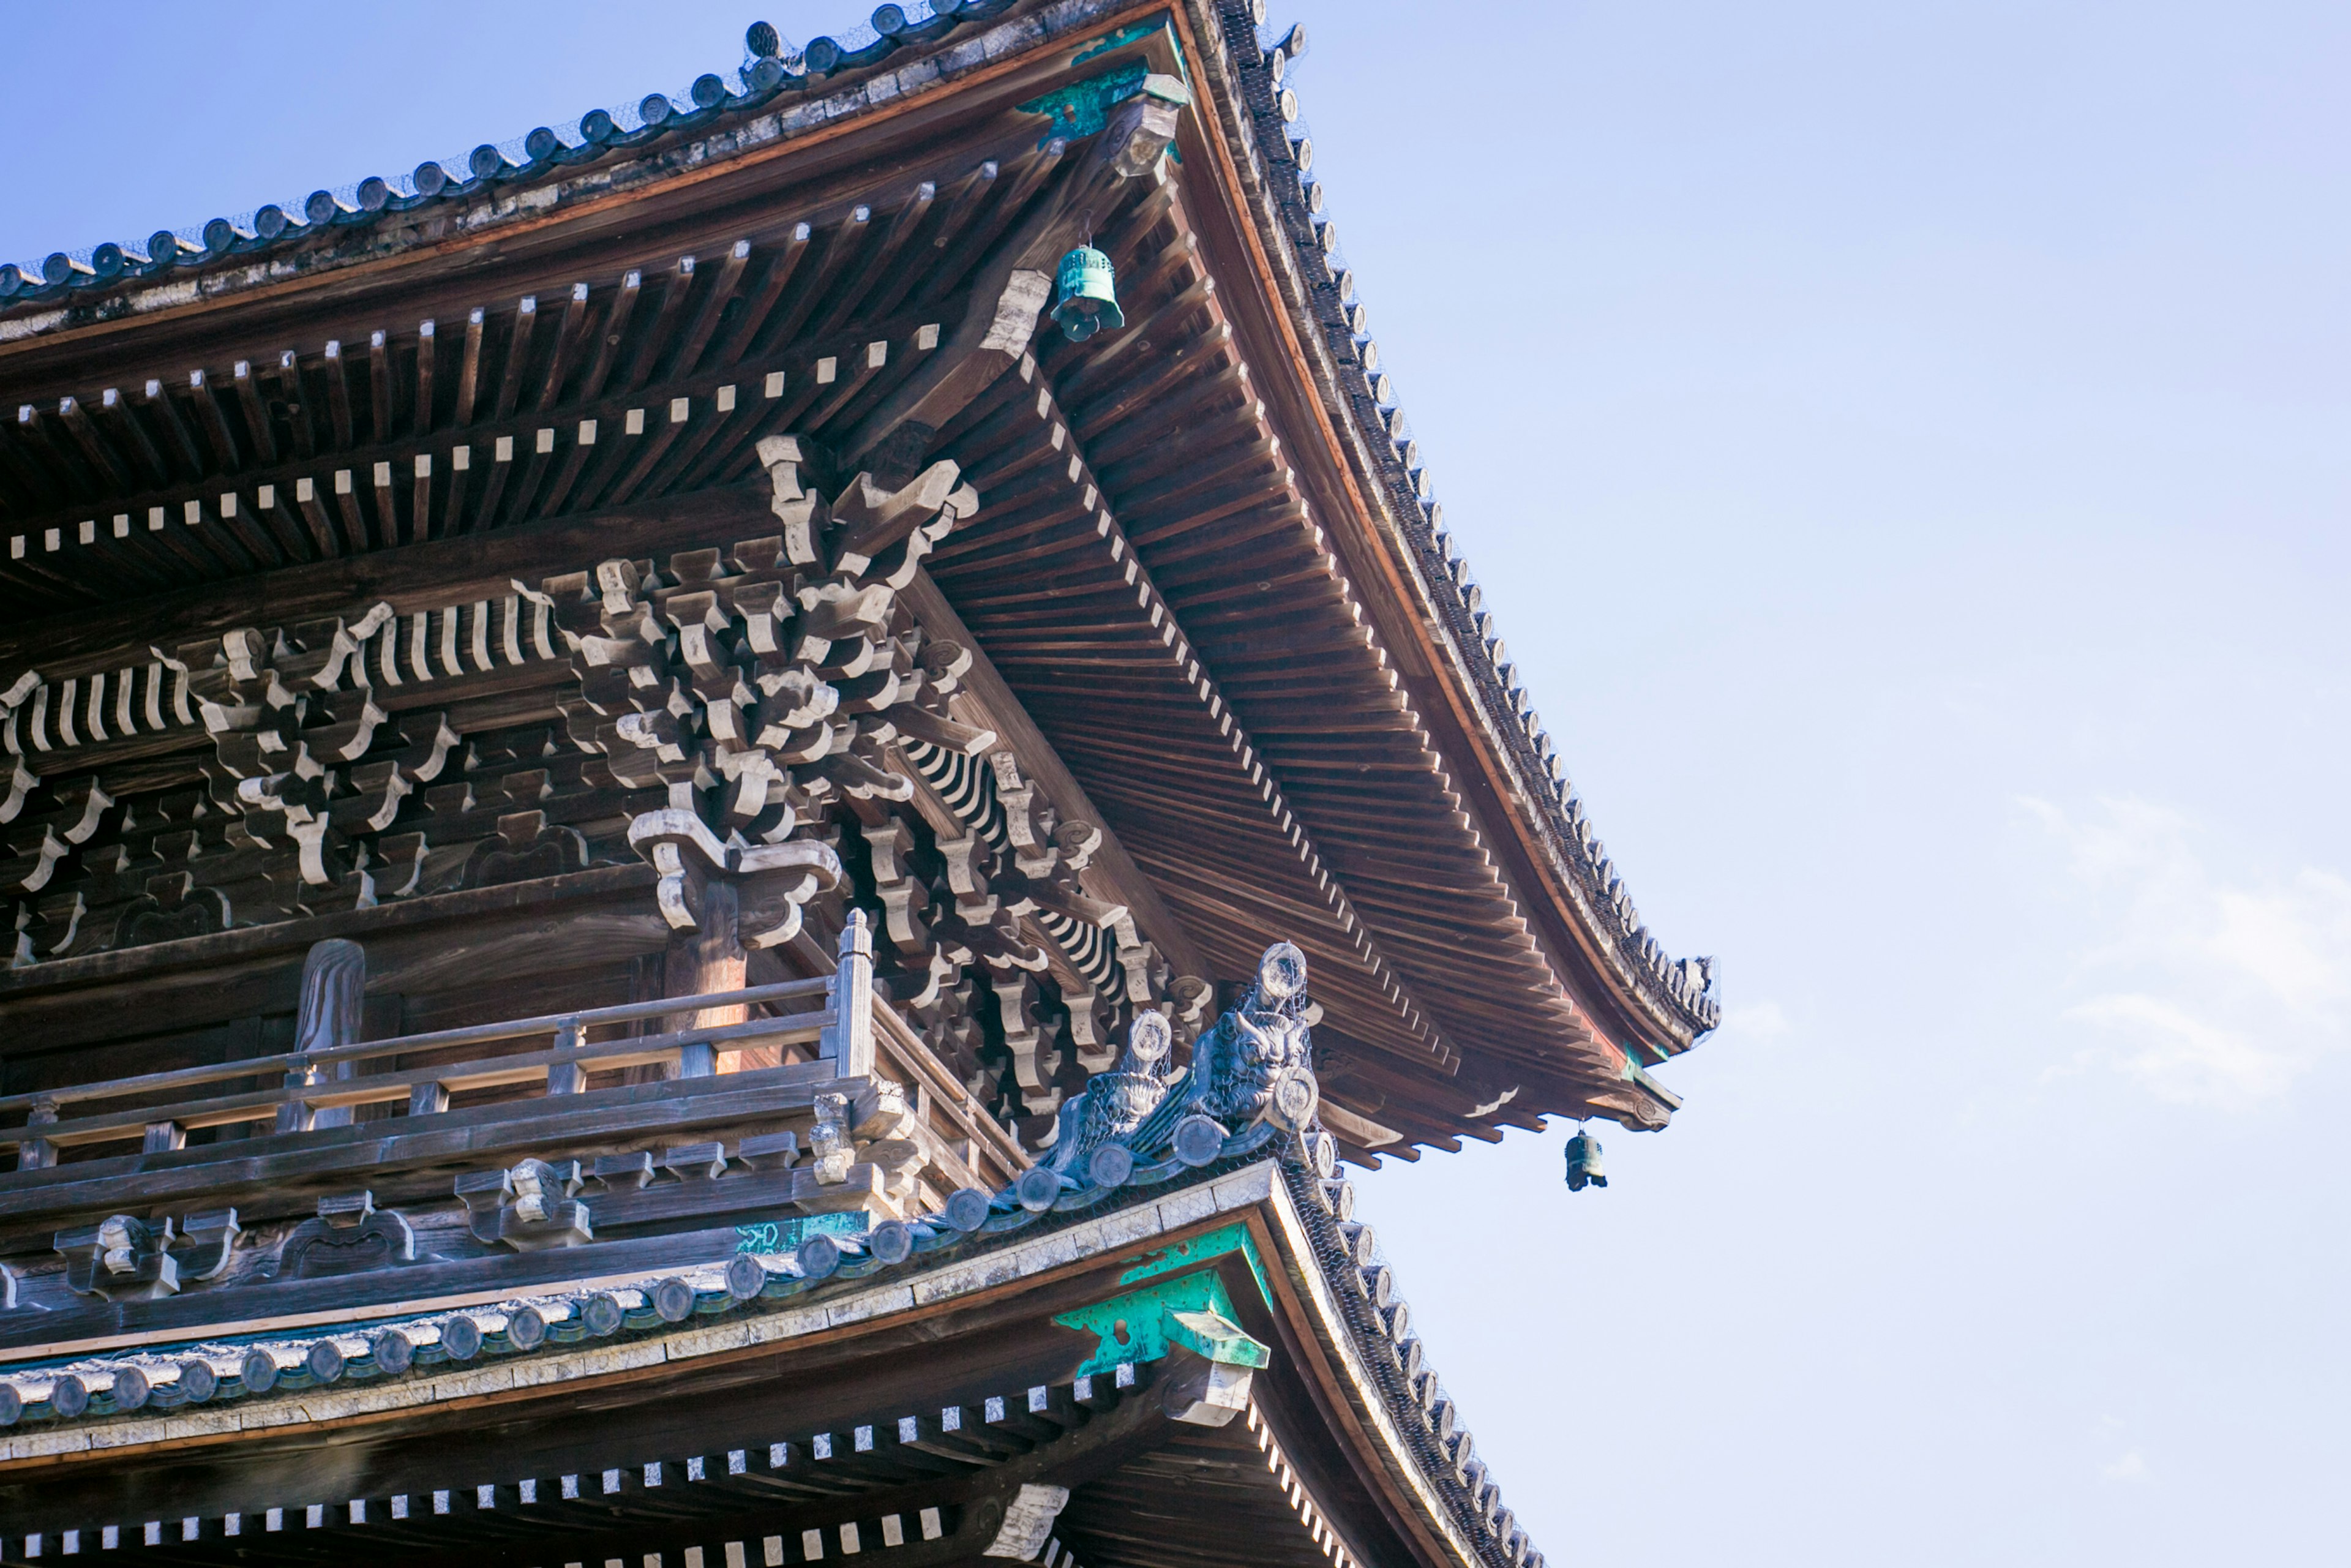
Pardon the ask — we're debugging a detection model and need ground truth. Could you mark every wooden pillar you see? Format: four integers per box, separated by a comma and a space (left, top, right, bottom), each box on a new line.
668, 877, 753, 1076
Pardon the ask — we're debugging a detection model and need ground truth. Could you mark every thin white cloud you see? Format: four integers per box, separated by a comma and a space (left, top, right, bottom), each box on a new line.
1720, 1000, 1792, 1039
2101, 1450, 2150, 1484
2024, 797, 2351, 1108
2061, 994, 2298, 1104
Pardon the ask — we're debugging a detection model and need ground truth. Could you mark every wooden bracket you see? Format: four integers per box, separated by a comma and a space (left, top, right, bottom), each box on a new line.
841, 96, 1182, 469
53, 1214, 179, 1300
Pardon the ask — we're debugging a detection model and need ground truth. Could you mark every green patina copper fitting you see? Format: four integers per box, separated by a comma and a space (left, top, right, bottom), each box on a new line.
1116, 1220, 1272, 1304
1071, 20, 1190, 81
1163, 1306, 1269, 1369
1016, 64, 1191, 150
1052, 1232, 1274, 1378
733, 1209, 866, 1255
1052, 245, 1124, 342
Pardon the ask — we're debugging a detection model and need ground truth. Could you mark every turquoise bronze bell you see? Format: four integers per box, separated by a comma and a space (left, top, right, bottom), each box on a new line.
1564, 1126, 1607, 1191
1052, 245, 1123, 341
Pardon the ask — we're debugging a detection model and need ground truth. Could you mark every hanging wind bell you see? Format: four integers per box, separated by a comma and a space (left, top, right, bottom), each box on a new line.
1564, 1123, 1607, 1191
1051, 244, 1123, 341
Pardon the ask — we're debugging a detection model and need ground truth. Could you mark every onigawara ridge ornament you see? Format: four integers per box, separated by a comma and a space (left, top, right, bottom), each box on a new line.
964, 939, 1318, 1228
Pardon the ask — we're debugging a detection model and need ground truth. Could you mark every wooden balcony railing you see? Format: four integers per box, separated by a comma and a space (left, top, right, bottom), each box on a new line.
1, 978, 834, 1166
0, 913, 1021, 1197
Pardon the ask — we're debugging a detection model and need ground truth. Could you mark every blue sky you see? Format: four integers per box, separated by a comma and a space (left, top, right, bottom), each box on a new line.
6, 3, 2347, 1562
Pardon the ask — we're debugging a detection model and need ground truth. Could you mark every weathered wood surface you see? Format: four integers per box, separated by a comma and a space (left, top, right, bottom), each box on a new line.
0, 1215, 760, 1357
0, 1061, 861, 1230
0, 15, 1676, 1179
0, 863, 656, 1006
0, 1008, 834, 1151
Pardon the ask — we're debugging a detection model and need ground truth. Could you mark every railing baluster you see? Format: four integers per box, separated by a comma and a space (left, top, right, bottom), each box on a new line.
547, 1019, 585, 1094
142, 1121, 185, 1153
275, 1057, 318, 1135
675, 1037, 717, 1078
18, 1099, 59, 1169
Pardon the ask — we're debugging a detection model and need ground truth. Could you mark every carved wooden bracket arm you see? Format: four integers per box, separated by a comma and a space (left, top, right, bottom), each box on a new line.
627, 806, 843, 950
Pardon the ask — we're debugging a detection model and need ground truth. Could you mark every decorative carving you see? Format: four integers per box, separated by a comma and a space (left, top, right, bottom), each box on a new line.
542, 439, 995, 1032
1014, 940, 1320, 1198
1016, 64, 1187, 162
456, 1159, 593, 1251
274, 1193, 418, 1280
0, 594, 604, 969
1158, 942, 1316, 1130
170, 1209, 242, 1281
628, 809, 839, 951
460, 809, 590, 888
296, 937, 364, 1052
284, 937, 367, 1131
889, 737, 1188, 1141
550, 445, 977, 855
111, 871, 230, 948
54, 1215, 179, 1300
809, 1092, 855, 1185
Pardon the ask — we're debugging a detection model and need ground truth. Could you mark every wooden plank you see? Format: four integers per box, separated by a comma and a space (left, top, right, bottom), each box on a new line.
1, 1010, 833, 1146
0, 1216, 759, 1358
899, 571, 1205, 982
0, 865, 656, 1005
0, 1064, 868, 1229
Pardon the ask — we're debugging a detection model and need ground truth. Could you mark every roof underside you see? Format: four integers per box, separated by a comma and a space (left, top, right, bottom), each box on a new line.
0, 0, 1712, 1146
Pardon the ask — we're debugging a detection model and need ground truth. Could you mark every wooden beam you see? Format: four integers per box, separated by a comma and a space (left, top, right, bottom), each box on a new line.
322, 338, 356, 448
368, 328, 397, 443
534, 283, 592, 411
413, 317, 438, 433
719, 225, 809, 364
491, 295, 539, 420
670, 239, 751, 380
230, 359, 278, 465
842, 95, 1181, 470
899, 569, 1205, 982
578, 268, 642, 400
453, 306, 487, 426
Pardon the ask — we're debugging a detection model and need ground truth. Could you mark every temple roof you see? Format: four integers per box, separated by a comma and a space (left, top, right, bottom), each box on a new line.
0, 1146, 1545, 1568
0, 0, 1716, 1145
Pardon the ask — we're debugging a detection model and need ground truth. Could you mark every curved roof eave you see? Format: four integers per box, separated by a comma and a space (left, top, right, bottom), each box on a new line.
1168, 0, 1719, 1057
0, 0, 1719, 1063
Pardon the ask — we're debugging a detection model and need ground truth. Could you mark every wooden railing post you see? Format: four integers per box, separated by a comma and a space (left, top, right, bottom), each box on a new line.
276, 1057, 318, 1135
675, 1029, 718, 1079
546, 1019, 587, 1094
823, 909, 875, 1080
18, 1098, 58, 1170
